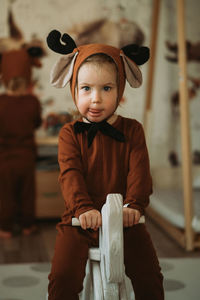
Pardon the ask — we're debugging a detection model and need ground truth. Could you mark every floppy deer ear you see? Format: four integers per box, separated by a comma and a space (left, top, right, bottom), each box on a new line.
47, 30, 78, 88
121, 44, 150, 88
50, 51, 78, 88
120, 53, 142, 88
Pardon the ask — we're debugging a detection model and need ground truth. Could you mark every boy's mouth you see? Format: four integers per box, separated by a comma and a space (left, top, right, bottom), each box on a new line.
88, 109, 103, 116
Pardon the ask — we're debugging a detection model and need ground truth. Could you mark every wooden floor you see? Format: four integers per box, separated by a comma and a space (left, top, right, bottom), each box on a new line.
146, 217, 200, 258
0, 217, 200, 264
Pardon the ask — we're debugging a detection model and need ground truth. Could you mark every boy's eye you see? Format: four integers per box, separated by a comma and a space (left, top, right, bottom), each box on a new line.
81, 86, 90, 91
104, 86, 111, 91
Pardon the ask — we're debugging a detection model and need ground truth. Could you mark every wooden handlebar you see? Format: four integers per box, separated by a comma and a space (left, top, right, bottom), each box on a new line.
72, 215, 145, 226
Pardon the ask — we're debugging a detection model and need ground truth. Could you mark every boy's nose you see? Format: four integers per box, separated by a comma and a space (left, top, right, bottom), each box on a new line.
91, 90, 101, 103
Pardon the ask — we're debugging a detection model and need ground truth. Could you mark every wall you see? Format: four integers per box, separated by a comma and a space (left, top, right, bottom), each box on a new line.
150, 0, 200, 167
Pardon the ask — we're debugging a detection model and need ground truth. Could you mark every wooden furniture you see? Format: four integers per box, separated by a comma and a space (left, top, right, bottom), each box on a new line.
147, 167, 200, 250
144, 0, 198, 251
35, 134, 64, 218
72, 194, 145, 300
35, 169, 64, 218
36, 135, 58, 146
176, 0, 194, 251
143, 0, 160, 137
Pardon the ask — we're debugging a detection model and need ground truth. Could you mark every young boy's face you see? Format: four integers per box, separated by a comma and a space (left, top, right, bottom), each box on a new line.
76, 62, 118, 122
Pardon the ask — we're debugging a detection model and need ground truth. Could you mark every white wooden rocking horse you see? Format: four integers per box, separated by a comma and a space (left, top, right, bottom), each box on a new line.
72, 193, 145, 300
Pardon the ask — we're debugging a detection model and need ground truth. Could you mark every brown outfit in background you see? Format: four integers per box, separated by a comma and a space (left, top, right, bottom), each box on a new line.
0, 93, 41, 231
48, 115, 164, 300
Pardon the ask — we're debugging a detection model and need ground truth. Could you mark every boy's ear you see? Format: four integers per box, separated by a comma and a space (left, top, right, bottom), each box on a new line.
50, 52, 78, 87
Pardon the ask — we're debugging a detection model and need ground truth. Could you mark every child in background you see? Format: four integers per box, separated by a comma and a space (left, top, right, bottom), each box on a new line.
46, 30, 164, 300
0, 49, 42, 238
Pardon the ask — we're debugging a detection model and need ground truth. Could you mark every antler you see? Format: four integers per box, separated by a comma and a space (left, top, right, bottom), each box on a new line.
46, 30, 77, 54
121, 44, 150, 65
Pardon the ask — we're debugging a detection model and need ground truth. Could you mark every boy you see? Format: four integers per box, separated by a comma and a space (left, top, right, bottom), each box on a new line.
0, 49, 42, 238
47, 30, 164, 300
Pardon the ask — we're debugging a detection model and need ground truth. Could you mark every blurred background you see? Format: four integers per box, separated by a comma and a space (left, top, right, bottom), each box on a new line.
0, 0, 200, 299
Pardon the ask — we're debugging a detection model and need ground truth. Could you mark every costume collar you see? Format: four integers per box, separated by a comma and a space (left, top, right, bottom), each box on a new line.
74, 115, 125, 147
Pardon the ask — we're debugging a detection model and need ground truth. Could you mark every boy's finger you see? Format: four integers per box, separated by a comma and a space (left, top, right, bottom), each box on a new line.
80, 215, 87, 230
128, 212, 134, 227
134, 212, 141, 224
123, 211, 129, 227
91, 214, 101, 229
97, 214, 102, 227
135, 211, 141, 224
95, 214, 101, 228
86, 216, 92, 228
91, 216, 97, 229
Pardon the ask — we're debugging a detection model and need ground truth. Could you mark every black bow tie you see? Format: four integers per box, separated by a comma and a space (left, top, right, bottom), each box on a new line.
74, 120, 125, 147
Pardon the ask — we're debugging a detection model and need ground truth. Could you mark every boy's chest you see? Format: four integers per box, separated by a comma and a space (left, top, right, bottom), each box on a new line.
80, 132, 130, 177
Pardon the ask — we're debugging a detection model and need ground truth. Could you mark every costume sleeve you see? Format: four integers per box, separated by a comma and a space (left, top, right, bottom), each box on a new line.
58, 125, 95, 219
124, 122, 152, 215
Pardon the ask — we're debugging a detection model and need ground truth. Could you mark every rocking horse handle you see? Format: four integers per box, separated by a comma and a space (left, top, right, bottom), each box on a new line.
72, 215, 145, 226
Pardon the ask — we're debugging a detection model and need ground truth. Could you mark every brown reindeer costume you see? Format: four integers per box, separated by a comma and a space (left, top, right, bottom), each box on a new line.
0, 47, 43, 234
47, 30, 164, 300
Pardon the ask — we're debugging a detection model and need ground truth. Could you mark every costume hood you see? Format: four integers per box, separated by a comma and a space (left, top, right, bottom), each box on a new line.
47, 30, 150, 101
0, 47, 43, 86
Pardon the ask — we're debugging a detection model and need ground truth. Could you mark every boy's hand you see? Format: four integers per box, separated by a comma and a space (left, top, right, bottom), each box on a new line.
123, 207, 141, 227
79, 209, 102, 231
